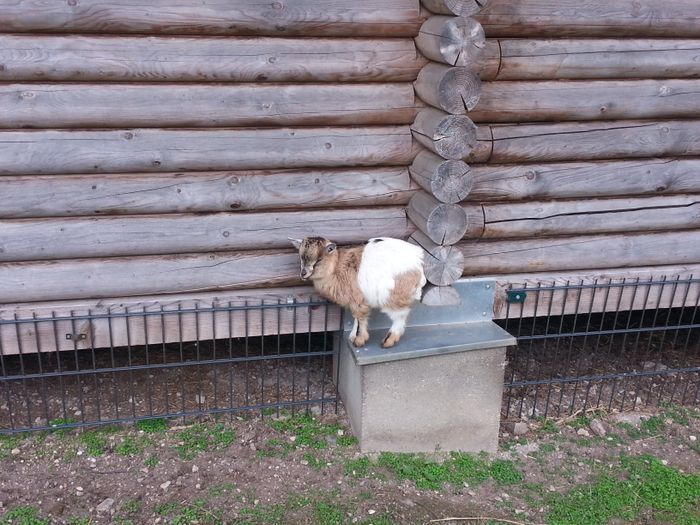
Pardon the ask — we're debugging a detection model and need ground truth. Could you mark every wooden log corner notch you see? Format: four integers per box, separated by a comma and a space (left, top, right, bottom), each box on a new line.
410, 150, 473, 204
410, 108, 478, 160
408, 191, 478, 245
422, 0, 491, 16
409, 230, 466, 287
414, 63, 482, 115
415, 16, 486, 67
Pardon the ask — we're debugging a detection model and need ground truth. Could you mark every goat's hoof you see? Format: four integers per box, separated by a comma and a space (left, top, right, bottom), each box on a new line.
381, 333, 400, 348
353, 334, 369, 347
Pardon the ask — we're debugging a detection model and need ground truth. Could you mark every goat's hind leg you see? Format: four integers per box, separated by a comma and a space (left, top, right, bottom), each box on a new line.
381, 307, 411, 348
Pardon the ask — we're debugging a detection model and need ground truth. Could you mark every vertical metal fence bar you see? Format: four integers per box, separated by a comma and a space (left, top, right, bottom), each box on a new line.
106, 308, 119, 422
570, 278, 600, 414
160, 306, 170, 417
556, 281, 584, 418
87, 309, 102, 423
31, 313, 50, 428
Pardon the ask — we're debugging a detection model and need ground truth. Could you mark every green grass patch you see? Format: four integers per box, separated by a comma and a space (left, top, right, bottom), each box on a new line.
238, 503, 285, 524
144, 453, 159, 468
135, 418, 168, 433
0, 506, 50, 525
155, 500, 222, 525
174, 423, 236, 460
336, 435, 358, 447
344, 457, 372, 478
356, 513, 397, 525
0, 434, 26, 459
208, 482, 237, 498
115, 436, 147, 457
268, 413, 341, 450
313, 501, 345, 525
490, 459, 525, 485
661, 403, 698, 426
80, 430, 108, 457
547, 454, 700, 525
48, 418, 78, 437
537, 418, 561, 434
121, 499, 142, 515
302, 452, 326, 470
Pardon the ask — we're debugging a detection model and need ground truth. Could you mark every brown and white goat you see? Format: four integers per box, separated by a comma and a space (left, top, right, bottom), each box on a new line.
290, 237, 426, 348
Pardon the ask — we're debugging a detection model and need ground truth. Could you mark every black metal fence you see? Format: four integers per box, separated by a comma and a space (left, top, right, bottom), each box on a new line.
0, 299, 339, 433
500, 276, 700, 419
1, 276, 699, 433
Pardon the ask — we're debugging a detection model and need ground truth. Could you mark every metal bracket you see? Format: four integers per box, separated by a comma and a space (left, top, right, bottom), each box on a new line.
506, 290, 527, 304
65, 333, 87, 341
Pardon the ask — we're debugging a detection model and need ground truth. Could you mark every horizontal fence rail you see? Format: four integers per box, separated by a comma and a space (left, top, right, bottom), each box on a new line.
0, 299, 339, 432
500, 276, 700, 419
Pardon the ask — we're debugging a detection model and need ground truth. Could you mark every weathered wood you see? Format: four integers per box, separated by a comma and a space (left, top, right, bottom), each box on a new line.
409, 230, 465, 286
459, 230, 700, 276
0, 286, 342, 355
0, 0, 424, 37
465, 158, 700, 202
0, 35, 427, 83
421, 0, 490, 16
409, 150, 472, 204
466, 195, 700, 239
470, 80, 700, 123
475, 0, 700, 38
420, 284, 462, 306
0, 168, 416, 218
0, 207, 414, 262
415, 16, 486, 66
0, 249, 302, 303
489, 39, 700, 81
408, 191, 470, 245
0, 83, 420, 128
0, 127, 415, 175
470, 120, 700, 164
410, 108, 477, 160
491, 265, 700, 320
413, 64, 481, 114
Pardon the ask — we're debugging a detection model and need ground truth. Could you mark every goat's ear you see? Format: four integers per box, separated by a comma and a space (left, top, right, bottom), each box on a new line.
288, 237, 303, 250
325, 243, 337, 254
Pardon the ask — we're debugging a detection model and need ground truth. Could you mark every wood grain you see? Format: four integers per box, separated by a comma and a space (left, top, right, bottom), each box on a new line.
0, 35, 427, 83
459, 230, 700, 275
421, 0, 490, 16
0, 207, 414, 261
408, 191, 469, 245
409, 230, 465, 286
0, 168, 416, 218
0, 286, 342, 355
409, 150, 472, 204
476, 0, 700, 38
0, 127, 415, 175
413, 64, 481, 114
470, 79, 700, 123
0, 83, 420, 128
411, 108, 477, 160
415, 15, 486, 66
473, 120, 700, 164
470, 195, 700, 238
490, 39, 700, 80
0, 0, 424, 37
465, 158, 700, 202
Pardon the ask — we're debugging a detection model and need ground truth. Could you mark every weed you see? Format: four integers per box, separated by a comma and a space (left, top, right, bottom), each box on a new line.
0, 434, 25, 459
48, 418, 78, 437
356, 512, 397, 525
121, 499, 142, 515
115, 436, 145, 456
287, 494, 312, 510
337, 435, 358, 447
568, 415, 591, 429
640, 415, 666, 434
144, 454, 159, 468
0, 506, 50, 525
209, 482, 237, 498
269, 413, 341, 450
135, 418, 168, 433
378, 452, 452, 490
258, 437, 294, 458
314, 501, 344, 525
155, 500, 222, 525
67, 518, 92, 525
662, 402, 698, 426
303, 452, 326, 470
174, 423, 236, 460
345, 457, 372, 478
80, 430, 108, 457
238, 503, 285, 524
155, 502, 179, 516
490, 459, 525, 485
539, 443, 556, 454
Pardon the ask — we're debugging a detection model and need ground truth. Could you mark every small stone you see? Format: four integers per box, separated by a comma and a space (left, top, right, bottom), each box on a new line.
689, 435, 697, 442
96, 498, 115, 513
76, 487, 83, 492
195, 484, 201, 489
589, 419, 607, 437
10, 448, 20, 456
661, 459, 669, 466
300, 460, 309, 466
249, 443, 256, 452
192, 465, 199, 473
337, 429, 344, 436
577, 428, 590, 437
368, 509, 376, 515
612, 412, 643, 426
289, 436, 297, 442
467, 491, 476, 497
513, 422, 529, 436
160, 481, 171, 490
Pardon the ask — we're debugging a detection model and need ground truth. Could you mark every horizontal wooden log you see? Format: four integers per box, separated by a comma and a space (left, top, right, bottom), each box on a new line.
0, 127, 415, 175
491, 265, 700, 320
0, 83, 420, 128
0, 35, 427, 83
475, 0, 700, 38
0, 168, 416, 218
459, 230, 700, 276
468, 120, 700, 164
409, 230, 465, 286
465, 158, 700, 202
0, 0, 424, 37
482, 39, 700, 81
0, 286, 342, 355
415, 16, 485, 66
409, 150, 472, 204
413, 64, 481, 114
408, 191, 469, 245
421, 0, 489, 16
0, 249, 302, 303
411, 108, 477, 160
0, 207, 414, 262
470, 80, 700, 123
465, 195, 700, 239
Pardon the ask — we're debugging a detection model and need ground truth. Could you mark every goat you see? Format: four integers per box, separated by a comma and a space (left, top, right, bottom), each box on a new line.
289, 237, 426, 348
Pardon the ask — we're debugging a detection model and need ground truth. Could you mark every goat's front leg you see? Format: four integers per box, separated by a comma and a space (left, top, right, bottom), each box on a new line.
381, 307, 411, 348
348, 304, 371, 347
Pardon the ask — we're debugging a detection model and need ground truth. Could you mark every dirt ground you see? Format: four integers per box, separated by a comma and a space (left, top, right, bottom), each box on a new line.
0, 403, 698, 525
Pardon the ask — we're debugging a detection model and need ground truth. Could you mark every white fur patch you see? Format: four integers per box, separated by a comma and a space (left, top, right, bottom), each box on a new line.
357, 237, 425, 308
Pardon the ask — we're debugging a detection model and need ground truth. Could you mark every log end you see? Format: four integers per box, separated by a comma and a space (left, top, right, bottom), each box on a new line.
420, 284, 462, 305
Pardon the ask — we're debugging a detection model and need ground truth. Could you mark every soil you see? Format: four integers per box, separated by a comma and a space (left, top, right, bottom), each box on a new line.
1, 405, 698, 525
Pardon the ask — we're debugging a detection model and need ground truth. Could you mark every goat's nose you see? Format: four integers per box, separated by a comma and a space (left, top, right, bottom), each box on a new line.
300, 270, 309, 280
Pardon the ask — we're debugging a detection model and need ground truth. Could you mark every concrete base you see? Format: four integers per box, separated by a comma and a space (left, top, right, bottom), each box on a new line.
333, 279, 516, 453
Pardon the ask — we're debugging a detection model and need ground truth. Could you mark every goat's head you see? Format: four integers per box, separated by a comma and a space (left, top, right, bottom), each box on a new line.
289, 237, 337, 281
